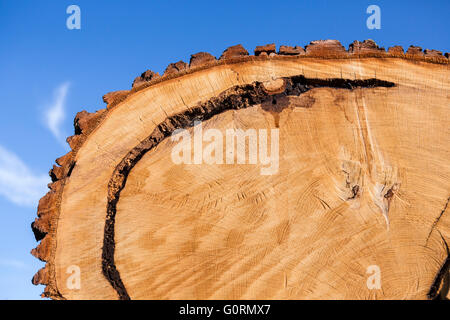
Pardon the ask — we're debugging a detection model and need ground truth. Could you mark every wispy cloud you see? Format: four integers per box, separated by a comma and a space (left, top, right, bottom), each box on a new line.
44, 82, 70, 148
0, 259, 29, 270
0, 145, 49, 207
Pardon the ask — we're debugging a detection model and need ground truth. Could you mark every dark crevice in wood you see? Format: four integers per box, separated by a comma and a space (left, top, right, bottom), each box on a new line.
426, 197, 450, 245
66, 161, 75, 178
348, 185, 360, 200
428, 232, 450, 299
31, 221, 47, 241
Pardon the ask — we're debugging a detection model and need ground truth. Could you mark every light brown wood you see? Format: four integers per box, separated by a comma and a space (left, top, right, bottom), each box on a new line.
31, 41, 450, 300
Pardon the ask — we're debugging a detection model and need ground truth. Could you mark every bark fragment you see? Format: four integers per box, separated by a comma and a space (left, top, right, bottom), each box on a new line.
189, 52, 216, 68
220, 44, 249, 60
255, 43, 276, 56
278, 45, 305, 56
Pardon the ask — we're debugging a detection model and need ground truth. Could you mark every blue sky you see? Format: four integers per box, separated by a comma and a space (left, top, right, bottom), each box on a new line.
0, 0, 448, 300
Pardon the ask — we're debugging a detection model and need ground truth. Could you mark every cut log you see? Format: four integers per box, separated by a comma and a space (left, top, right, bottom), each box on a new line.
32, 40, 450, 300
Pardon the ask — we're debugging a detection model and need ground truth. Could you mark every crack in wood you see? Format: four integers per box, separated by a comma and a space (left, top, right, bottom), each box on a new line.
428, 231, 450, 299
426, 197, 450, 245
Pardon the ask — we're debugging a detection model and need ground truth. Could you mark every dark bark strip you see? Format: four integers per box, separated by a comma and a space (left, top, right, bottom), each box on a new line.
426, 197, 450, 245
428, 232, 450, 299
102, 75, 395, 299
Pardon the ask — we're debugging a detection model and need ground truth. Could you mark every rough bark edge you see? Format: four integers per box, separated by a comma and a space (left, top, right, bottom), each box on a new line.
30, 39, 448, 299
31, 110, 107, 299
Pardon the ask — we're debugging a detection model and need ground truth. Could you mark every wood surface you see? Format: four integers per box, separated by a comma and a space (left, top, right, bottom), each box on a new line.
31, 40, 450, 300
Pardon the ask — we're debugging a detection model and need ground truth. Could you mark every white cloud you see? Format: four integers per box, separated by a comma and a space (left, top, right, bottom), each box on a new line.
0, 259, 29, 270
44, 82, 70, 148
0, 145, 49, 207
